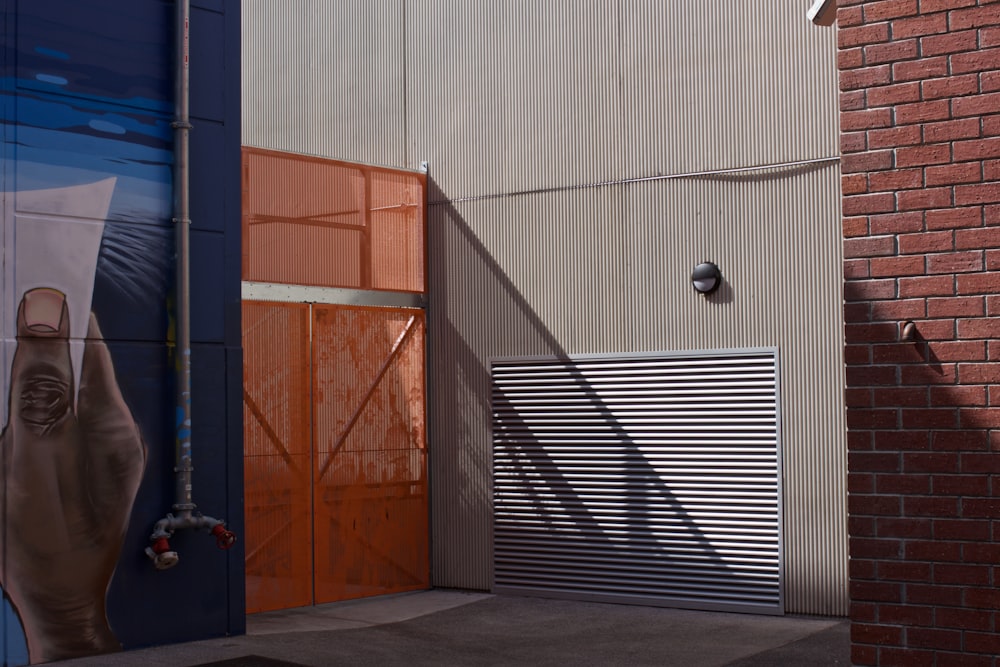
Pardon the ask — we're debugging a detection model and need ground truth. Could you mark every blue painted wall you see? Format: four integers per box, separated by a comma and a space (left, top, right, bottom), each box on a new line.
0, 0, 242, 663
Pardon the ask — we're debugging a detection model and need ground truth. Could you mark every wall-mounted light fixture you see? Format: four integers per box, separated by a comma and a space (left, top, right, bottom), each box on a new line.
691, 262, 722, 295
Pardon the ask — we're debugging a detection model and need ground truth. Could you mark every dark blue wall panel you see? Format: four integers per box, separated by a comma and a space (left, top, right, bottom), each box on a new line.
0, 0, 242, 663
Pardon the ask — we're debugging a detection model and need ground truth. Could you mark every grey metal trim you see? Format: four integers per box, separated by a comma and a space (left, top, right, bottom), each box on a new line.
491, 350, 783, 615
242, 281, 425, 308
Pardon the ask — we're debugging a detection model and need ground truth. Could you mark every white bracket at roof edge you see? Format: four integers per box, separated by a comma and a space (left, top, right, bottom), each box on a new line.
808, 0, 836, 26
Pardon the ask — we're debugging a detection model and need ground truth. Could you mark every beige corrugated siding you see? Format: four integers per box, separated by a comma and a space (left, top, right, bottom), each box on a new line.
243, 0, 846, 616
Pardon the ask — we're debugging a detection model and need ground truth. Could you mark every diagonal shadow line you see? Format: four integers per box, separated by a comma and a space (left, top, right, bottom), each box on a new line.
315, 314, 418, 482
428, 176, 781, 610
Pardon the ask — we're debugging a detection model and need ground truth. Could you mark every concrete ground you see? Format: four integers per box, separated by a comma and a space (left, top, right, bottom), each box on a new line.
52, 590, 850, 667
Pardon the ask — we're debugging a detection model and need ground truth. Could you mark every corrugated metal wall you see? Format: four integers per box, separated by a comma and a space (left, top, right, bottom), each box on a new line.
242, 1, 846, 615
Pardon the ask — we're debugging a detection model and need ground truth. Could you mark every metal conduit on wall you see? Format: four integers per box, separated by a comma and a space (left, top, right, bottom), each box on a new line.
242, 0, 846, 616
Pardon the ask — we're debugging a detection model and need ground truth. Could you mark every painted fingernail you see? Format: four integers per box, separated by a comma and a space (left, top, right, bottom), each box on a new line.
23, 288, 66, 333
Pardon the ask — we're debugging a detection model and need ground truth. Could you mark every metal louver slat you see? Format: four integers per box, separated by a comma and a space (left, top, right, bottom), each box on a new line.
492, 350, 782, 614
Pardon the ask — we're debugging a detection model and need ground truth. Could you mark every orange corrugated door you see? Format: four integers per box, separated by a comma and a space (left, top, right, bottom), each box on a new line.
311, 305, 429, 602
242, 301, 313, 613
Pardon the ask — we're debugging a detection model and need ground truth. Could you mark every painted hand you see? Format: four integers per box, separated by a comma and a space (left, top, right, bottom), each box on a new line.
0, 288, 146, 664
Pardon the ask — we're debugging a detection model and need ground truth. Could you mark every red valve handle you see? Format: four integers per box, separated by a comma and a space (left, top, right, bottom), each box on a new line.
211, 524, 237, 550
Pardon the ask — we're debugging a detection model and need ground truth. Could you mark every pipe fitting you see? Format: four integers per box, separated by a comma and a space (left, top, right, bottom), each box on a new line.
145, 537, 180, 570
211, 524, 237, 550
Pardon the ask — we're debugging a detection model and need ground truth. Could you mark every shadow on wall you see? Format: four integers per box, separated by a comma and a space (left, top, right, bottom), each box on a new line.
426, 176, 776, 608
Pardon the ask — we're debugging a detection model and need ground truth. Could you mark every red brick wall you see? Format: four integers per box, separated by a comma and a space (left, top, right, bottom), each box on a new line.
839, 0, 1000, 664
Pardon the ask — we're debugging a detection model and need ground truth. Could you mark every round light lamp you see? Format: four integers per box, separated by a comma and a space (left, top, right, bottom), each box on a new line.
691, 262, 721, 295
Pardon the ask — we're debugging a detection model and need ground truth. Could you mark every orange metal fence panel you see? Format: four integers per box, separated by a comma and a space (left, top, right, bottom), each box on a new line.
243, 301, 314, 613
311, 305, 429, 603
242, 148, 426, 293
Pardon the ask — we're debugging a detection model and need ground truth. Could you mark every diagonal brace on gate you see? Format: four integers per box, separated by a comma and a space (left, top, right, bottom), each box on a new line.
315, 315, 417, 482
244, 389, 303, 477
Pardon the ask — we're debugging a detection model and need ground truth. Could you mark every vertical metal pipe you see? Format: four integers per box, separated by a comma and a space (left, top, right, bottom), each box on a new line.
173, 0, 195, 514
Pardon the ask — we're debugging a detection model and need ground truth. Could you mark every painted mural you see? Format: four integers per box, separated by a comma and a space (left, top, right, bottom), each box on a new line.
1, 0, 175, 663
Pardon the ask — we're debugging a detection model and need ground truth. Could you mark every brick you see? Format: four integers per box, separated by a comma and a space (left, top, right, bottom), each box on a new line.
908, 627, 963, 651
950, 4, 1000, 30
933, 473, 989, 496
954, 93, 1000, 119
871, 168, 924, 193
848, 408, 899, 428
935, 563, 991, 586
874, 429, 929, 452
925, 340, 988, 362
987, 159, 1000, 181
879, 603, 934, 627
879, 560, 931, 582
924, 118, 982, 144
961, 407, 1000, 428
956, 228, 1000, 251
906, 583, 963, 606
898, 274, 953, 297
901, 318, 954, 340
898, 231, 952, 255
921, 0, 976, 10
847, 387, 873, 407
838, 4, 865, 28
851, 537, 904, 559
901, 362, 958, 384
966, 588, 1000, 610
952, 48, 1000, 75
865, 0, 919, 21
871, 211, 924, 234
852, 622, 903, 644
846, 363, 898, 384
852, 644, 877, 666
868, 125, 921, 150
850, 472, 876, 494
986, 115, 1000, 137
958, 362, 1000, 384
869, 299, 925, 321
937, 431, 989, 453
842, 173, 868, 196
926, 206, 983, 230
905, 539, 962, 561
876, 472, 930, 494
842, 150, 895, 173
895, 99, 952, 126
932, 386, 988, 410
841, 130, 867, 154
864, 40, 919, 67
840, 90, 866, 112
957, 183, 1000, 206
846, 278, 896, 301
850, 493, 902, 516
870, 255, 925, 277
954, 137, 1000, 162
927, 250, 983, 274
937, 652, 993, 667
878, 517, 933, 538
920, 29, 979, 56
904, 496, 960, 517
871, 385, 927, 406
892, 12, 949, 39
898, 186, 953, 211
926, 162, 981, 187
927, 296, 983, 317
845, 235, 895, 258
903, 407, 959, 428
922, 73, 980, 101
842, 108, 894, 132
984, 71, 1000, 94
896, 143, 951, 168
845, 258, 870, 279
841, 65, 893, 91
957, 272, 1000, 295
964, 542, 1000, 564
893, 55, 948, 82
877, 648, 934, 666
936, 607, 994, 632
839, 47, 865, 71
839, 23, 891, 49
984, 25, 1000, 49
843, 221, 871, 243
958, 317, 1000, 339
965, 631, 1000, 655
934, 518, 991, 541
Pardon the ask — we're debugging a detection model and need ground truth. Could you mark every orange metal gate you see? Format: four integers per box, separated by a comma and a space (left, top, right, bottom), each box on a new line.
241, 148, 428, 613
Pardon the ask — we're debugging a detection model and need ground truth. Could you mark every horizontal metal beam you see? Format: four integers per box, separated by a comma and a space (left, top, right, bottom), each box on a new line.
242, 281, 425, 308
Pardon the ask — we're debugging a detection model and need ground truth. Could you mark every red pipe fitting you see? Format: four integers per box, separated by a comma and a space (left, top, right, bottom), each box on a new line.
151, 537, 172, 555
211, 524, 237, 550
